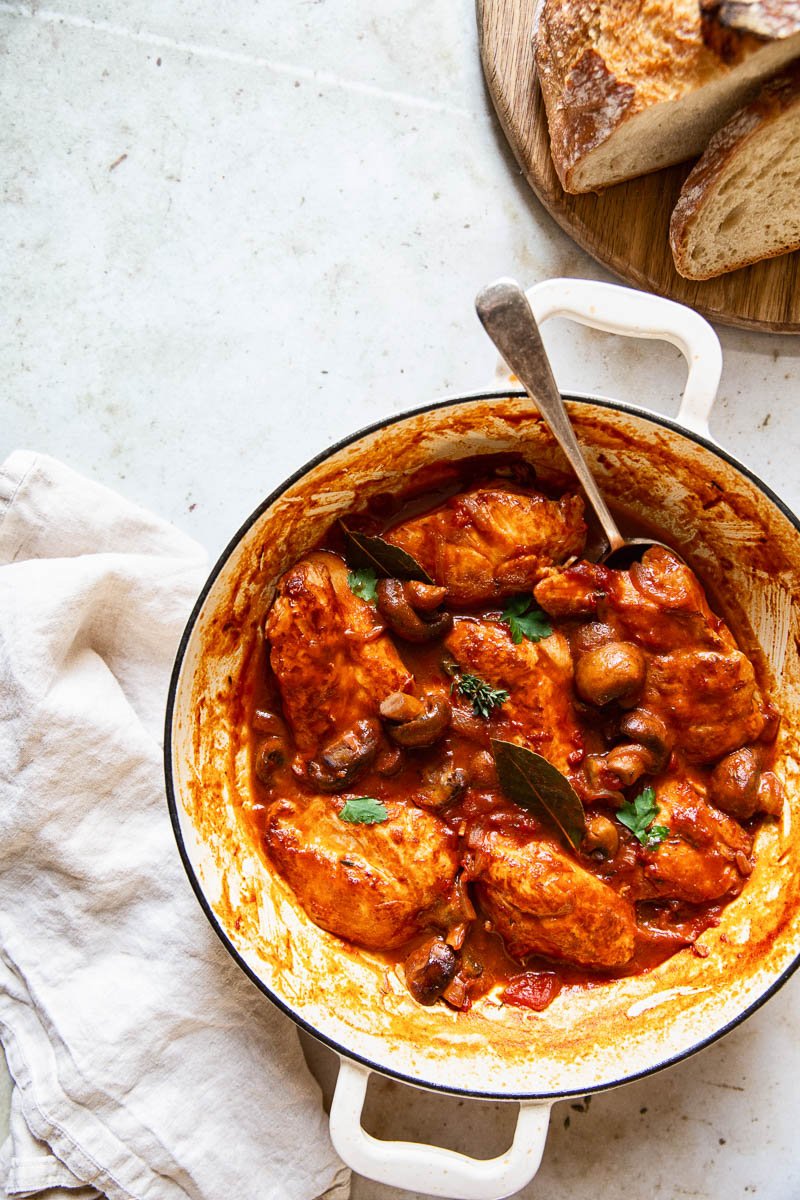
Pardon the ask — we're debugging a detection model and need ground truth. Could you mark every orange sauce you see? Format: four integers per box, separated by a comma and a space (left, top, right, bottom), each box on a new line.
242, 455, 776, 1011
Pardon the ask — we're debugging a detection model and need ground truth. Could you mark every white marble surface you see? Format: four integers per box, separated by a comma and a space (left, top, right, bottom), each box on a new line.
1, 1, 799, 1197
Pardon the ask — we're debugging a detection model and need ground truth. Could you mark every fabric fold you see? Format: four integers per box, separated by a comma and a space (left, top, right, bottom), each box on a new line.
0, 452, 348, 1200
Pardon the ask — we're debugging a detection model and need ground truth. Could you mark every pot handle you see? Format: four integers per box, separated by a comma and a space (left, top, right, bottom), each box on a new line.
523, 277, 722, 441
329, 1057, 551, 1200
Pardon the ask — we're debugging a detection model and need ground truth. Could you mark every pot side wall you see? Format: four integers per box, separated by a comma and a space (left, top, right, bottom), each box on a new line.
169, 395, 800, 1098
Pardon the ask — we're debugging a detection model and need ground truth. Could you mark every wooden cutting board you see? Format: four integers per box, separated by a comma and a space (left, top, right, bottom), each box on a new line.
477, 0, 800, 333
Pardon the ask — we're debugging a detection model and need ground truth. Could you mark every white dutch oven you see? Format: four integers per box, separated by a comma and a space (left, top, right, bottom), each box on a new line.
165, 279, 800, 1199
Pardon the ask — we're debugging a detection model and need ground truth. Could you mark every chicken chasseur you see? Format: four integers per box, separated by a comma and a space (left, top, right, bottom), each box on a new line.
245, 462, 785, 1012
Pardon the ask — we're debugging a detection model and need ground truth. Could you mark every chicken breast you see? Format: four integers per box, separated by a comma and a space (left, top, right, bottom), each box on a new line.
384, 485, 586, 605
536, 547, 768, 763
445, 617, 583, 773
266, 551, 412, 761
643, 648, 766, 764
601, 549, 732, 654
264, 795, 460, 950
466, 826, 636, 968
642, 778, 752, 903
536, 548, 729, 651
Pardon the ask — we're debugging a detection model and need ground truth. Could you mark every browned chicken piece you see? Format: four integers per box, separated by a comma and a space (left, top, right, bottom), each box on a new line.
266, 551, 412, 763
643, 649, 766, 764
384, 485, 586, 605
600, 549, 732, 653
538, 548, 769, 763
264, 795, 460, 950
445, 618, 584, 773
642, 778, 753, 903
466, 826, 636, 968
614, 552, 769, 761
537, 549, 730, 651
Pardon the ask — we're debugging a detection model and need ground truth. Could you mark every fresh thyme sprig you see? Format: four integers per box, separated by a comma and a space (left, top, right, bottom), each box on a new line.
451, 672, 509, 719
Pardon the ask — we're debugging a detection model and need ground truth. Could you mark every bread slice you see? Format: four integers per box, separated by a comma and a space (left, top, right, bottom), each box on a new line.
534, 0, 800, 193
670, 60, 800, 279
702, 0, 800, 64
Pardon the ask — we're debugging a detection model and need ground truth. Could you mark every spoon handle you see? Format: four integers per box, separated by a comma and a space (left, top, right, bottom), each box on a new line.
475, 278, 625, 555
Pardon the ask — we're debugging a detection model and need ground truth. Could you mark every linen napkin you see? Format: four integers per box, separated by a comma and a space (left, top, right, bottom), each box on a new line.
0, 451, 349, 1200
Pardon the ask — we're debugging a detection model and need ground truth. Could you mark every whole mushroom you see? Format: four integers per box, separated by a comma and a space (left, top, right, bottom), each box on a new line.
581, 814, 620, 860
708, 746, 785, 818
403, 936, 458, 1005
709, 747, 761, 817
575, 641, 647, 708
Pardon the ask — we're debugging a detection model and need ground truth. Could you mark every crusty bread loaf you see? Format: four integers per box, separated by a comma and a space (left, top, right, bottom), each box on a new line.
702, 0, 800, 64
534, 0, 800, 193
669, 59, 800, 279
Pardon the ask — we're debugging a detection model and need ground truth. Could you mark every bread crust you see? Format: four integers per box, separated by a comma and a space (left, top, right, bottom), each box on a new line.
534, 0, 800, 193
670, 59, 800, 279
702, 0, 800, 64
534, 0, 724, 192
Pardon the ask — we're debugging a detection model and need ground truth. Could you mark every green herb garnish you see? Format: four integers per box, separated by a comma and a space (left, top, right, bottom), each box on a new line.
501, 595, 552, 645
338, 797, 388, 824
617, 787, 669, 848
347, 567, 378, 603
452, 673, 509, 719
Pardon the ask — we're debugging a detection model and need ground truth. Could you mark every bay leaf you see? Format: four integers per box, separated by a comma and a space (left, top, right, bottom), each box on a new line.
339, 523, 433, 583
491, 739, 586, 851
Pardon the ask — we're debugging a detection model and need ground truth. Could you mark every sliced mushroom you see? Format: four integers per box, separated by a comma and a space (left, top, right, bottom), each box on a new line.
307, 718, 381, 792
605, 743, 651, 787
582, 753, 624, 803
414, 760, 468, 810
384, 692, 452, 748
255, 737, 285, 784
619, 709, 672, 774
405, 580, 448, 611
442, 972, 470, 1010
581, 814, 620, 861
376, 578, 453, 643
756, 771, 784, 816
403, 936, 458, 1006
460, 947, 484, 979
373, 742, 405, 777
575, 641, 647, 708
379, 692, 424, 722
252, 708, 284, 735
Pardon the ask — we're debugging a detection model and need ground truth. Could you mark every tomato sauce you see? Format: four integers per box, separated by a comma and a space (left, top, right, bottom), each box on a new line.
242, 455, 779, 1012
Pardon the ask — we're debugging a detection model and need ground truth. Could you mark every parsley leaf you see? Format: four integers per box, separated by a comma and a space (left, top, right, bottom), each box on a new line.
501, 595, 552, 645
347, 567, 378, 603
338, 797, 388, 825
452, 672, 510, 719
647, 824, 670, 844
617, 787, 670, 848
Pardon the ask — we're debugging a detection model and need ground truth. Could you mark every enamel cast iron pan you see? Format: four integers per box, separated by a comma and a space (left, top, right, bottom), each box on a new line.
165, 279, 800, 1200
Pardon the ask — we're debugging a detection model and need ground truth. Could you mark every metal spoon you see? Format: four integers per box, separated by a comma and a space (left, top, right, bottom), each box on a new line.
475, 277, 678, 568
